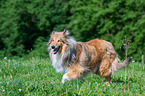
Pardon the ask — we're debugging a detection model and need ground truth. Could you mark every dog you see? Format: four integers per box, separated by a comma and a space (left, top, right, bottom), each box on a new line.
48, 30, 132, 84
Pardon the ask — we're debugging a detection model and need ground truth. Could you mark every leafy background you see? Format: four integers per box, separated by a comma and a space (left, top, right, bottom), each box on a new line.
0, 0, 145, 61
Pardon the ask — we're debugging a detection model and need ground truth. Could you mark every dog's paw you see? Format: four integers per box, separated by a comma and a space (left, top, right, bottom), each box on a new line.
62, 74, 70, 84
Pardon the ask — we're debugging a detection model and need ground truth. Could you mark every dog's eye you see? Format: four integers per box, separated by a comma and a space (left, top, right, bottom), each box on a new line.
58, 40, 60, 42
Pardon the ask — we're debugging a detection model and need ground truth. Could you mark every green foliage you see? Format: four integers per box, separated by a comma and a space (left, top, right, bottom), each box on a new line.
67, 0, 145, 61
0, 0, 69, 58
0, 0, 145, 61
0, 57, 145, 95
29, 36, 48, 57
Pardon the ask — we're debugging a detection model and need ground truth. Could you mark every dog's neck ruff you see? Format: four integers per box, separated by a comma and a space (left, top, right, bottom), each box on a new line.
51, 53, 65, 73
49, 37, 77, 73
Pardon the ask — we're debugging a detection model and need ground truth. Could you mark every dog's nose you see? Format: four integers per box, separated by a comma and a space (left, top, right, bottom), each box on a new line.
51, 45, 55, 49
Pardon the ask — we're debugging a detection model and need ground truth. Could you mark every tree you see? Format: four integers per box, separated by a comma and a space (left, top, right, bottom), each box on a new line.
67, 0, 145, 61
0, 0, 69, 57
0, 0, 144, 61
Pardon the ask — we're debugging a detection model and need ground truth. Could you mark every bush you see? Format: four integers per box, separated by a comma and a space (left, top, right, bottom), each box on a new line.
29, 37, 48, 57
67, 0, 145, 61
0, 0, 68, 58
0, 0, 144, 61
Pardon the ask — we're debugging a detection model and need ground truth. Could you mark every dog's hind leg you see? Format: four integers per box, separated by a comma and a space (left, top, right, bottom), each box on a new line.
62, 64, 85, 83
105, 75, 112, 85
99, 52, 115, 83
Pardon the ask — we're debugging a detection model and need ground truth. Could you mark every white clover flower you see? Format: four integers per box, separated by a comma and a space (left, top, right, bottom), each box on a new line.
19, 89, 22, 91
107, 84, 110, 86
102, 85, 105, 87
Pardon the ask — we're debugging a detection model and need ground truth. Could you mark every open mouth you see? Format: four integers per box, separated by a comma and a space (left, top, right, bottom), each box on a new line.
53, 46, 60, 54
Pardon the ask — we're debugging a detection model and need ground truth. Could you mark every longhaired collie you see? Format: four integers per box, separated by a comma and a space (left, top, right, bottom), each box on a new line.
48, 30, 132, 84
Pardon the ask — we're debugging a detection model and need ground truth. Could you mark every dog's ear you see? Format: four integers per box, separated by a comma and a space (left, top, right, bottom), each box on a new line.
51, 31, 55, 35
48, 31, 55, 44
63, 29, 69, 36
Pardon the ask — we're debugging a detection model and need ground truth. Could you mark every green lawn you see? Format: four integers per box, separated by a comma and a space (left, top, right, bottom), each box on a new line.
0, 57, 145, 96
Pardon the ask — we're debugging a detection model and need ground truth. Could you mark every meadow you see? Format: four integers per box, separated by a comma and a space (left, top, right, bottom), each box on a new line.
0, 57, 145, 96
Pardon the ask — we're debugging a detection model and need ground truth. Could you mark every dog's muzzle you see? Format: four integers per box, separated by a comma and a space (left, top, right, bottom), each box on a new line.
51, 45, 60, 54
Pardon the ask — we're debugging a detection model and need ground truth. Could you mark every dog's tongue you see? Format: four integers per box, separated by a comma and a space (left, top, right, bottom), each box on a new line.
52, 46, 60, 54
53, 50, 57, 54
53, 48, 58, 54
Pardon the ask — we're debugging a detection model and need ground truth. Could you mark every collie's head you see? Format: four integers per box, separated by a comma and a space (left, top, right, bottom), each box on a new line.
48, 30, 77, 73
48, 30, 79, 73
48, 30, 76, 55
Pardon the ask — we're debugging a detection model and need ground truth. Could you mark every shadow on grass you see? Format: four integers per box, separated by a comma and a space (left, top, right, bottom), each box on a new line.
112, 79, 125, 84
112, 77, 136, 84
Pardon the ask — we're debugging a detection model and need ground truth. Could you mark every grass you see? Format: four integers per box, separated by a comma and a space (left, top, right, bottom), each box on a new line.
0, 57, 145, 96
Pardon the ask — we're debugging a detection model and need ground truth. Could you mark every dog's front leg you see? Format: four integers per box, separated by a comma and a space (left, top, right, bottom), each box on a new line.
62, 64, 85, 84
62, 73, 70, 83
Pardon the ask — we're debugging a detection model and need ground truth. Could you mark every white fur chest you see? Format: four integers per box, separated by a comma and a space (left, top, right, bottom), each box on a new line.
51, 53, 66, 73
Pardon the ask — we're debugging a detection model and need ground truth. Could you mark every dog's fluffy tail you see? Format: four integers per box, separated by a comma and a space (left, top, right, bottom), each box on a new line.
110, 56, 133, 73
